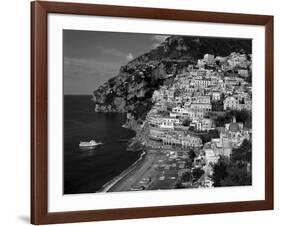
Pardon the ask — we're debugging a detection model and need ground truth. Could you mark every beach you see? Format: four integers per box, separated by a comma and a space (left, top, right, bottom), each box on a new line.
102, 146, 188, 192
101, 150, 159, 192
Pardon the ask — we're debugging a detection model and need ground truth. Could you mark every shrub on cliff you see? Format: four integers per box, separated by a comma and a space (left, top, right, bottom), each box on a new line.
131, 100, 153, 120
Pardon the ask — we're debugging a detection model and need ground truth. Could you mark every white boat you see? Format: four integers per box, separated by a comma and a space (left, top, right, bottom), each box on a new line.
79, 140, 102, 149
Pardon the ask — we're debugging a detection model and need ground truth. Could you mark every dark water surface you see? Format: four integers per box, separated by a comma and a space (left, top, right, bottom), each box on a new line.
64, 95, 140, 194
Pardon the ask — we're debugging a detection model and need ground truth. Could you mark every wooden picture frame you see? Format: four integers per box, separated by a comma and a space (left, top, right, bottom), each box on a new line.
31, 1, 274, 224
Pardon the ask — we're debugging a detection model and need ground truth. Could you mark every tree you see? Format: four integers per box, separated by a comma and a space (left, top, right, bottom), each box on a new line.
211, 100, 224, 112
214, 114, 232, 127
192, 168, 204, 180
212, 141, 252, 187
189, 126, 195, 132
182, 118, 191, 127
198, 129, 220, 144
212, 157, 228, 187
188, 150, 196, 162
214, 110, 252, 128
231, 139, 252, 163
220, 166, 252, 186
131, 100, 153, 120
245, 70, 252, 83
227, 110, 252, 128
182, 171, 191, 182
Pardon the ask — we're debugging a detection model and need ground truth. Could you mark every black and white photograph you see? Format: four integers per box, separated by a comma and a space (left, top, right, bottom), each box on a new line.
63, 30, 252, 195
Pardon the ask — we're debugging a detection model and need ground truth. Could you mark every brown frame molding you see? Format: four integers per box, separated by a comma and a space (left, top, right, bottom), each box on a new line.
31, 1, 274, 224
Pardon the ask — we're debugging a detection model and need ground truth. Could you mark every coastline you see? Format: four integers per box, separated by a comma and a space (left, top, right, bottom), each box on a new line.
99, 118, 163, 192
99, 149, 146, 192
64, 96, 143, 194
97, 114, 150, 193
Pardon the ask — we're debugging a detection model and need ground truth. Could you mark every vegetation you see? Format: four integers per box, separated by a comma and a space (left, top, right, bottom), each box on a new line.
220, 166, 251, 186
211, 100, 224, 112
211, 93, 225, 112
231, 139, 252, 163
182, 118, 192, 127
212, 157, 228, 187
212, 139, 252, 187
182, 171, 192, 182
214, 109, 252, 128
104, 91, 116, 105
198, 129, 220, 144
188, 150, 196, 162
192, 168, 205, 180
245, 69, 252, 84
131, 100, 153, 120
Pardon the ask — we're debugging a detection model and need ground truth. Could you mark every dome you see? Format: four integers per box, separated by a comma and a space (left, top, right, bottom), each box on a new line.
229, 123, 240, 132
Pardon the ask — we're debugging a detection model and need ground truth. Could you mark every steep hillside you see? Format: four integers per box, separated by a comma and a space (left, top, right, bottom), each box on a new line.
92, 36, 251, 120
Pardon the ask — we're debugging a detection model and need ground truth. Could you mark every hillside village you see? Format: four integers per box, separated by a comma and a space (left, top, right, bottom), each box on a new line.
125, 51, 252, 190
93, 36, 252, 191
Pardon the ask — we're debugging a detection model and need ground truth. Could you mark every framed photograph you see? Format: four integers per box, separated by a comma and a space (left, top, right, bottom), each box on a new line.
31, 1, 274, 224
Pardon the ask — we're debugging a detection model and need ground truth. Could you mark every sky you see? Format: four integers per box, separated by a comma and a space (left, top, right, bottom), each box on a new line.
63, 30, 169, 95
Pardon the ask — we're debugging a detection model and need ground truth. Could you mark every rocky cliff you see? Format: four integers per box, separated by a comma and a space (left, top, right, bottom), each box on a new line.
92, 36, 251, 121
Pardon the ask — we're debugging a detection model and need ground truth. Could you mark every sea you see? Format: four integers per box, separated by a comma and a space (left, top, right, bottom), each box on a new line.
64, 95, 140, 194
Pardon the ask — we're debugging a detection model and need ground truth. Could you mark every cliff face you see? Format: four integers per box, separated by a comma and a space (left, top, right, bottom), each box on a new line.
92, 36, 251, 120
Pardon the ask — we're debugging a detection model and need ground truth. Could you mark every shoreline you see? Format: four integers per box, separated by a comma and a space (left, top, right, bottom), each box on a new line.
99, 149, 146, 192
98, 116, 148, 192
105, 149, 163, 192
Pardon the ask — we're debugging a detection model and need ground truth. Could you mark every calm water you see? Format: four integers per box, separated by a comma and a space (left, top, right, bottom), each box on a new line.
64, 95, 140, 194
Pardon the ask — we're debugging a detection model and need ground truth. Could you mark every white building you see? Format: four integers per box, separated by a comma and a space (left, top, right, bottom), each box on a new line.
192, 118, 215, 131
194, 78, 211, 88
221, 117, 251, 147
223, 96, 238, 110
212, 92, 221, 101
238, 69, 249, 77
224, 96, 251, 111
190, 103, 212, 111
204, 149, 220, 165
191, 95, 211, 104
204, 54, 215, 64
162, 134, 202, 148
159, 118, 180, 129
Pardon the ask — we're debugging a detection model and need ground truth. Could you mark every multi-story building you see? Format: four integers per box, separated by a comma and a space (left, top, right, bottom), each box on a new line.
221, 117, 251, 147
239, 98, 252, 111
152, 89, 165, 102
238, 69, 249, 77
224, 77, 243, 86
191, 95, 211, 104
204, 149, 220, 165
197, 59, 206, 68
224, 96, 252, 111
194, 78, 211, 88
191, 118, 215, 131
227, 52, 248, 68
159, 117, 180, 129
187, 109, 205, 121
212, 92, 221, 101
190, 69, 207, 77
204, 53, 215, 65
162, 133, 202, 148
215, 56, 227, 63
208, 138, 233, 158
223, 96, 238, 110
190, 103, 212, 111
